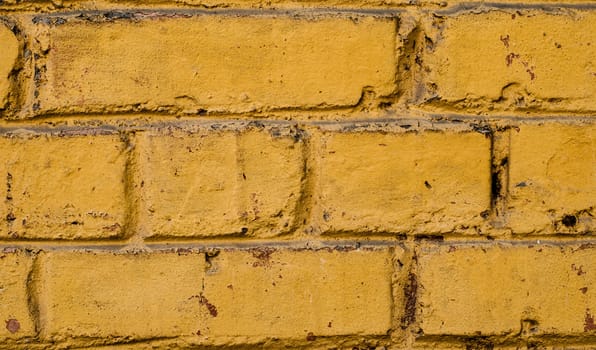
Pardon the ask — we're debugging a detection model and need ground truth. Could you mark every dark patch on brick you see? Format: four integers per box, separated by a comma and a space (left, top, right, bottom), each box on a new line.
576, 243, 594, 251
465, 339, 494, 350
247, 120, 265, 129
333, 244, 359, 252
414, 235, 444, 242
190, 293, 218, 317
521, 318, 539, 336
480, 210, 490, 219
6, 172, 12, 201
424, 180, 432, 189
585, 309, 596, 332
306, 332, 316, 341
103, 11, 135, 20
506, 52, 520, 66
102, 223, 121, 232
571, 264, 586, 276
5, 319, 19, 333
471, 123, 492, 137
561, 214, 577, 227
32, 16, 67, 26
176, 248, 192, 255
500, 34, 510, 48
204, 249, 220, 268
6, 213, 15, 222
580, 287, 588, 294
491, 170, 502, 199
401, 271, 418, 329
250, 247, 276, 268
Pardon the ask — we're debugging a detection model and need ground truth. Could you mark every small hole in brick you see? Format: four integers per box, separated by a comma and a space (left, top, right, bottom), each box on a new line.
561, 215, 577, 227
241, 227, 248, 234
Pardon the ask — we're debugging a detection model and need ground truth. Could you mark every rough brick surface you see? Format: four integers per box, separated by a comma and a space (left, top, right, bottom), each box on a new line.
38, 247, 395, 342
38, 251, 206, 339
313, 130, 491, 234
0, 250, 35, 340
507, 123, 596, 234
417, 243, 596, 336
0, 133, 127, 239
0, 1, 594, 349
200, 247, 396, 341
421, 10, 596, 113
0, 22, 18, 110
139, 128, 303, 238
31, 15, 397, 115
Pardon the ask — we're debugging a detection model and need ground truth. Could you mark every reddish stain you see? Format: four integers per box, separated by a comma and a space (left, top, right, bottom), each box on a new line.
580, 287, 588, 294
250, 247, 276, 268
500, 34, 510, 48
506, 53, 520, 66
306, 332, 316, 341
189, 294, 218, 317
572, 264, 586, 276
5, 319, 19, 333
226, 284, 233, 290
448, 246, 456, 253
585, 309, 596, 332
328, 321, 332, 328
102, 223, 121, 232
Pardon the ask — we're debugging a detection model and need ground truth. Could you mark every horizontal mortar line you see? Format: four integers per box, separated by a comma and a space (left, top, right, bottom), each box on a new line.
417, 333, 596, 345
0, 115, 594, 132
24, 7, 405, 18
0, 238, 405, 251
435, 1, 596, 14
0, 238, 593, 251
422, 113, 596, 123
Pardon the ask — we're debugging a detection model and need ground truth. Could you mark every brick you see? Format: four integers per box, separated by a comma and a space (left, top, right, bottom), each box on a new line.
31, 14, 397, 115
0, 22, 18, 110
422, 10, 596, 112
0, 250, 35, 340
507, 123, 596, 234
0, 133, 127, 239
38, 247, 395, 342
417, 243, 596, 336
200, 247, 395, 340
38, 251, 205, 339
313, 131, 491, 234
139, 129, 303, 238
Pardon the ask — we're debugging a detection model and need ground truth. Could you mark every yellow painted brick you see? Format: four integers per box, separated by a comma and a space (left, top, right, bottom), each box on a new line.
507, 123, 596, 234
32, 15, 396, 114
0, 22, 18, 110
0, 250, 35, 340
423, 10, 596, 112
140, 129, 303, 238
200, 247, 395, 341
0, 133, 127, 239
417, 243, 596, 336
313, 131, 491, 234
38, 251, 205, 340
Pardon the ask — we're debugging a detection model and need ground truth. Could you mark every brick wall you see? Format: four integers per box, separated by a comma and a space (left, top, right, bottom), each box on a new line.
0, 1, 594, 349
